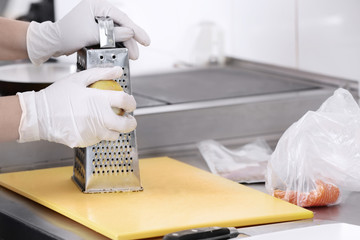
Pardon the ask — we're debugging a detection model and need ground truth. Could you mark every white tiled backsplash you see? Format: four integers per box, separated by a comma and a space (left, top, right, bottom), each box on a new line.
127, 0, 360, 80
230, 0, 360, 81
5, 0, 360, 80
297, 0, 360, 81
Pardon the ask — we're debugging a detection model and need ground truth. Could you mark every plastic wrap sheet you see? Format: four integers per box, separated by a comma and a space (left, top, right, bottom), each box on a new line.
198, 139, 272, 183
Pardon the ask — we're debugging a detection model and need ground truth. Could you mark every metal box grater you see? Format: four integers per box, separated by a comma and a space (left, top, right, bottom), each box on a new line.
72, 17, 142, 193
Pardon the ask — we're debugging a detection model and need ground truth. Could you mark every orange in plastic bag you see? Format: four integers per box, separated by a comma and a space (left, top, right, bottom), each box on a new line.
273, 180, 340, 207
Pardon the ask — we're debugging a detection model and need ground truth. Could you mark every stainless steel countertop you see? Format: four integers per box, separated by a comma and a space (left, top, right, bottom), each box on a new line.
1, 154, 360, 239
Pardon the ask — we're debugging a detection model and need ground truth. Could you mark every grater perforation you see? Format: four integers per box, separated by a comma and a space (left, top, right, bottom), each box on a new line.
72, 17, 142, 193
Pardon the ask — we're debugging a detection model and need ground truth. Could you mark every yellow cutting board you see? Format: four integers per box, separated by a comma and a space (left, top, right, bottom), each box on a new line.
0, 157, 313, 239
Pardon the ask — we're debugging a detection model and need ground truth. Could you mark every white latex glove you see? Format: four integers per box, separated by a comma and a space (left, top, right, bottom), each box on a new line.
16, 66, 137, 148
27, 0, 150, 65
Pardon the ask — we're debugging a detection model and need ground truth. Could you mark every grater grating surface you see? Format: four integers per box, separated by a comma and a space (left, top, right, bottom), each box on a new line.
72, 17, 142, 193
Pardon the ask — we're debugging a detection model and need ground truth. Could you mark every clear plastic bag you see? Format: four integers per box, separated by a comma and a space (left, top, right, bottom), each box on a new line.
266, 88, 360, 207
197, 138, 272, 183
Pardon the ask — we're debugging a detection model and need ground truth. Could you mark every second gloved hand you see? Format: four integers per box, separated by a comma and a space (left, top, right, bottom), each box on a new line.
17, 66, 137, 148
27, 0, 151, 65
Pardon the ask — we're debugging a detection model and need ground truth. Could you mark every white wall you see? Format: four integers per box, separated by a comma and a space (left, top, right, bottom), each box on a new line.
6, 0, 360, 80
113, 0, 360, 81
55, 0, 233, 75
121, 0, 233, 75
298, 0, 360, 81
230, 0, 297, 69
229, 0, 360, 81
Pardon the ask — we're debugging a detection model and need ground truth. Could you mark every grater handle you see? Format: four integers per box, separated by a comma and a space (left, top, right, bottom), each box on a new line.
95, 16, 116, 48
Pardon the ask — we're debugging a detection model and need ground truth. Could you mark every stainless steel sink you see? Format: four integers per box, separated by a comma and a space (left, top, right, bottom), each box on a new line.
0, 59, 357, 172
132, 66, 320, 104
131, 62, 356, 157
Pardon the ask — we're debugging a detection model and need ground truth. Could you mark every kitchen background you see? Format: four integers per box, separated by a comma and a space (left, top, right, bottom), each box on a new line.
1, 1, 360, 238
2, 0, 360, 81
0, 0, 359, 172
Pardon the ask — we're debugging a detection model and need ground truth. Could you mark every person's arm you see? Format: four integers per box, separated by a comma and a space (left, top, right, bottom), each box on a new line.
0, 17, 29, 60
0, 67, 137, 147
0, 0, 150, 147
0, 96, 21, 142
17, 67, 137, 148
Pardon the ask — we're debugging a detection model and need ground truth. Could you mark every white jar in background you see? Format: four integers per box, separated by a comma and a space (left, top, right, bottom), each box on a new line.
188, 21, 225, 66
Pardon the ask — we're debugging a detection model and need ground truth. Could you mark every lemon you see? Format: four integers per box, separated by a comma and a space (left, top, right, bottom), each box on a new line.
89, 80, 125, 116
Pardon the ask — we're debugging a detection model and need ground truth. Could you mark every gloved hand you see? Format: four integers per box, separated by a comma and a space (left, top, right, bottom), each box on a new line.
17, 66, 137, 148
27, 0, 150, 65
